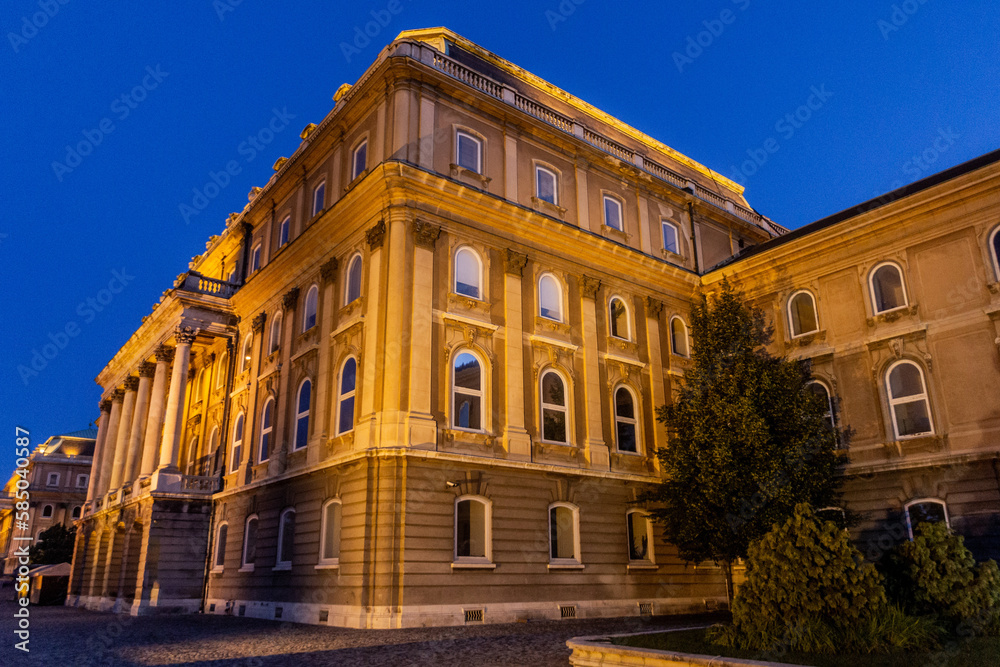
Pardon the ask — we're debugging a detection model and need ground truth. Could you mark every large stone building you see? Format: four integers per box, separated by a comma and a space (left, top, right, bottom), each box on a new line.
66, 28, 1000, 627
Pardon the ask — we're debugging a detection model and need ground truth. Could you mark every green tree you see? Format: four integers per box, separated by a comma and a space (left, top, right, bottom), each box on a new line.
642, 278, 844, 600
29, 523, 76, 565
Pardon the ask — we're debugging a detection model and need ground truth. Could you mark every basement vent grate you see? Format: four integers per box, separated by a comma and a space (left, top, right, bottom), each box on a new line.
464, 609, 484, 624
209, 603, 216, 613
638, 603, 653, 616
238, 605, 246, 617
319, 609, 329, 623
275, 607, 283, 619
560, 605, 577, 619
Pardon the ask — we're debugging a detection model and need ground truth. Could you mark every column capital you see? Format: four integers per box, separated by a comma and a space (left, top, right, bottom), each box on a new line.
366, 220, 387, 250
320, 258, 339, 284
251, 311, 267, 333
111, 388, 126, 402
645, 296, 664, 318
282, 287, 301, 310
99, 399, 113, 414
579, 275, 602, 299
137, 361, 156, 378
504, 249, 528, 276
175, 327, 198, 345
155, 345, 175, 363
123, 376, 140, 392
414, 220, 441, 249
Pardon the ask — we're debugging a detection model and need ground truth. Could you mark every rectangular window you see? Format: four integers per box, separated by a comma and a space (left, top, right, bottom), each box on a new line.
312, 182, 326, 217
628, 513, 650, 561
662, 220, 679, 254
536, 167, 557, 205
456, 131, 482, 173
250, 244, 261, 273
352, 140, 367, 180
46, 472, 59, 487
76, 474, 88, 488
604, 196, 623, 231
278, 216, 290, 248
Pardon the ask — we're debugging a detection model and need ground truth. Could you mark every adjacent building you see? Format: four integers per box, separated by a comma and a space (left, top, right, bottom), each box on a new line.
66, 28, 1000, 627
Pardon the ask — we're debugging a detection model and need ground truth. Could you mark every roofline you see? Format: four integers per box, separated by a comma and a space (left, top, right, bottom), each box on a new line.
712, 147, 1000, 271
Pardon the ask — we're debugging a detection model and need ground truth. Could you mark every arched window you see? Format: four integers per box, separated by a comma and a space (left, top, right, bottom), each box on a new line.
540, 370, 568, 444
230, 413, 244, 473
302, 285, 318, 331
276, 508, 296, 568
345, 254, 363, 305
536, 166, 557, 205
603, 195, 623, 231
259, 398, 274, 463
614, 386, 638, 453
454, 247, 482, 299
71, 505, 82, 519
213, 523, 228, 570
319, 499, 342, 566
609, 297, 630, 340
268, 311, 282, 354
870, 262, 908, 313
452, 352, 483, 431
454, 496, 492, 564
549, 503, 581, 564
456, 130, 483, 173
904, 499, 949, 539
241, 515, 258, 570
626, 510, 653, 562
216, 351, 228, 388
670, 317, 689, 357
312, 181, 325, 217
806, 381, 836, 430
788, 290, 819, 337
538, 274, 563, 322
278, 215, 290, 248
816, 507, 847, 530
294, 380, 311, 450
352, 139, 368, 180
886, 360, 933, 438
337, 357, 357, 436
662, 220, 680, 255
239, 334, 253, 374
991, 227, 1000, 280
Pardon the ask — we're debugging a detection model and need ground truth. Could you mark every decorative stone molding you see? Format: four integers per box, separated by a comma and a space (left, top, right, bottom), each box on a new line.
320, 258, 339, 284
366, 220, 386, 250
123, 376, 140, 391
137, 362, 156, 378
784, 329, 828, 350
866, 303, 919, 328
988, 281, 999, 294
447, 292, 489, 314
282, 287, 300, 311
504, 249, 528, 276
251, 312, 267, 333
450, 164, 492, 186
155, 345, 175, 363
608, 338, 640, 357
645, 296, 664, 318
534, 316, 572, 336
175, 327, 198, 345
579, 275, 601, 299
530, 196, 567, 218
111, 388, 126, 402
414, 220, 442, 248
99, 399, 113, 413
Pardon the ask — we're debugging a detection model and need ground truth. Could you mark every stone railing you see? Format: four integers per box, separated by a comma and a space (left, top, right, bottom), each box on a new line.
176, 271, 239, 299
180, 475, 219, 493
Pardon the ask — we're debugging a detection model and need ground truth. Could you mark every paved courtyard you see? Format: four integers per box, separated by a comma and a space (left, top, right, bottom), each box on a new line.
0, 599, 724, 666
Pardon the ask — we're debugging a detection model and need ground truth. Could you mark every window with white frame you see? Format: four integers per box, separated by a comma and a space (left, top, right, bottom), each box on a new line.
268, 311, 282, 355
540, 370, 568, 444
259, 398, 274, 463
549, 503, 581, 564
870, 262, 908, 314
76, 474, 89, 489
454, 247, 482, 299
337, 357, 357, 435
806, 381, 836, 430
788, 290, 819, 337
352, 139, 368, 181
239, 335, 253, 374
42, 504, 54, 518
294, 380, 311, 450
453, 352, 483, 431
609, 297, 630, 340
302, 284, 319, 331
319, 499, 342, 566
278, 216, 290, 248
886, 360, 933, 438
216, 352, 228, 388
615, 386, 638, 453
46, 472, 59, 487
603, 195, 623, 231
213, 523, 228, 570
71, 506, 81, 519
536, 166, 557, 205
230, 413, 244, 473
626, 510, 653, 562
816, 507, 847, 529
670, 317, 689, 357
209, 426, 219, 461
276, 508, 295, 569
250, 243, 262, 273
904, 499, 949, 539
345, 254, 363, 305
662, 219, 680, 254
991, 227, 1000, 280
454, 496, 491, 564
456, 131, 482, 173
538, 273, 563, 322
312, 182, 326, 217
241, 515, 258, 570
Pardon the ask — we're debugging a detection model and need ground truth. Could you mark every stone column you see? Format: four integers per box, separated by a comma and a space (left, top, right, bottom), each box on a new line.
380, 215, 408, 441
158, 330, 196, 471
407, 221, 440, 449
108, 378, 139, 491
356, 221, 385, 450
580, 275, 610, 469
644, 297, 667, 469
502, 250, 531, 460
123, 362, 155, 485
85, 399, 112, 508
97, 390, 124, 496
311, 262, 337, 464
139, 347, 173, 477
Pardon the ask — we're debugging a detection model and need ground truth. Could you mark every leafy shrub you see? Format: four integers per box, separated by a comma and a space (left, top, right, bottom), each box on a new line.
882, 521, 1000, 633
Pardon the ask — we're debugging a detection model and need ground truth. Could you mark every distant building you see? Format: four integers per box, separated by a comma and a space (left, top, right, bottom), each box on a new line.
67, 28, 1000, 627
0, 430, 95, 574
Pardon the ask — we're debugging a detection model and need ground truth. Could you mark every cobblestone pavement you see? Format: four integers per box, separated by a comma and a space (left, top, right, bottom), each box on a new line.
0, 598, 725, 667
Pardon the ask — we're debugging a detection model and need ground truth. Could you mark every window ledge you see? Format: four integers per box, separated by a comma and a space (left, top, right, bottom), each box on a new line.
547, 562, 585, 570
345, 169, 369, 192
867, 303, 919, 327
451, 561, 497, 570
315, 562, 340, 570
272, 563, 292, 572
238, 565, 255, 573
601, 224, 630, 243
627, 562, 659, 571
450, 164, 491, 186
660, 248, 683, 261
210, 566, 224, 574
531, 196, 567, 217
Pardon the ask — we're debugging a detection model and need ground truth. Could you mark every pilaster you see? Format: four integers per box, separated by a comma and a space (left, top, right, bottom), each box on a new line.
502, 250, 531, 460
580, 275, 610, 469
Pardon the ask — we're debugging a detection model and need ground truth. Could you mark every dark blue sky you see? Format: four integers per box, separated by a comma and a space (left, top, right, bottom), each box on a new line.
2, 1, 998, 475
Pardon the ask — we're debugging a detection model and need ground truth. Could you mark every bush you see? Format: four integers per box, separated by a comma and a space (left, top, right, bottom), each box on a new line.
882, 521, 1000, 633
711, 503, 938, 653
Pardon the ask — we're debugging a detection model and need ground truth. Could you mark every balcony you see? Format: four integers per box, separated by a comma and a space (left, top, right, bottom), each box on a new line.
174, 271, 239, 299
